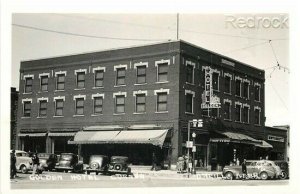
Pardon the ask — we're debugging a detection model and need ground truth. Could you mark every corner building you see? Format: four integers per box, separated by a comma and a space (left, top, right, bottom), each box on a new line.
16, 40, 267, 169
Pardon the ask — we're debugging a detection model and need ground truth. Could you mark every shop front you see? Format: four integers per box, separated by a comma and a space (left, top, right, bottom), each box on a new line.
68, 125, 171, 166
18, 130, 47, 153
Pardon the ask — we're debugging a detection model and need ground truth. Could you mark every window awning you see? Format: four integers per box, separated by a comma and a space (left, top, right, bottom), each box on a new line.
211, 131, 262, 144
255, 140, 273, 148
68, 129, 168, 147
48, 132, 76, 137
18, 133, 47, 137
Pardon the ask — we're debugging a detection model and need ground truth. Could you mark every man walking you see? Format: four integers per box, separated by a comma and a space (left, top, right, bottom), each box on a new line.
151, 152, 157, 171
10, 150, 17, 179
32, 153, 40, 176
242, 159, 247, 180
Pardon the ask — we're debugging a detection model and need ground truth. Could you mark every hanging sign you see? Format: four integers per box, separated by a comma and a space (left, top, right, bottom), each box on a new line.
201, 67, 221, 109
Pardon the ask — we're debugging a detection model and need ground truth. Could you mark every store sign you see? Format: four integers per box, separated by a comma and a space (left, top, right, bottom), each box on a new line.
186, 141, 193, 148
192, 146, 196, 152
210, 138, 231, 143
268, 135, 284, 142
201, 67, 221, 109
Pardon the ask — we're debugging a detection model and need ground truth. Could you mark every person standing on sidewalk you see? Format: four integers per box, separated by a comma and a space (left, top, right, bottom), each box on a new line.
32, 153, 40, 176
10, 150, 17, 179
241, 159, 247, 180
151, 152, 157, 171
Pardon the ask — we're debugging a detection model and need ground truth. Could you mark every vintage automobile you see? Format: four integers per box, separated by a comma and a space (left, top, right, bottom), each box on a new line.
274, 160, 289, 179
38, 153, 58, 171
107, 156, 131, 176
55, 153, 83, 173
223, 160, 282, 180
84, 155, 109, 175
13, 150, 43, 174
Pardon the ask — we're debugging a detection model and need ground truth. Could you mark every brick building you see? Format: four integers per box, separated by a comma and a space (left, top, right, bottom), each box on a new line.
11, 87, 19, 149
16, 40, 268, 169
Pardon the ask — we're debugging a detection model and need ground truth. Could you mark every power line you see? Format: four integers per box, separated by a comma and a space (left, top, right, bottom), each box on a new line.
224, 41, 269, 53
12, 23, 168, 42
269, 80, 289, 111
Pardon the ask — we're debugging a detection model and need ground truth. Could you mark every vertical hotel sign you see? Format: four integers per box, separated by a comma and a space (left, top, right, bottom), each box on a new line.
201, 67, 221, 109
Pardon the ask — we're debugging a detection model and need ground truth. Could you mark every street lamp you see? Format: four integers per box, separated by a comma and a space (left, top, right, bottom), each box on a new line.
192, 132, 196, 174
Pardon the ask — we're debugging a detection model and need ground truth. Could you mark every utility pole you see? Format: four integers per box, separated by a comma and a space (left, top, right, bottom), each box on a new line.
177, 13, 179, 40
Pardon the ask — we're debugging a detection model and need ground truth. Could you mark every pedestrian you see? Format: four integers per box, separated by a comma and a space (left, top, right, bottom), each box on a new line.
241, 159, 247, 180
32, 153, 40, 175
236, 158, 240, 166
10, 150, 17, 179
177, 156, 184, 173
151, 152, 157, 171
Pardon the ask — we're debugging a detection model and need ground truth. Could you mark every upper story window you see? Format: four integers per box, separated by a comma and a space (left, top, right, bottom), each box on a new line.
55, 71, 66, 91
54, 97, 64, 116
212, 72, 220, 91
24, 75, 34, 93
93, 96, 103, 115
243, 104, 250, 123
75, 69, 87, 89
134, 62, 148, 85
224, 73, 232, 94
243, 80, 250, 99
154, 89, 169, 112
114, 65, 127, 86
211, 108, 219, 118
135, 93, 146, 113
254, 106, 261, 125
235, 102, 242, 122
254, 83, 261, 102
186, 61, 195, 84
38, 99, 48, 117
74, 95, 86, 116
39, 73, 49, 92
185, 90, 195, 114
114, 94, 126, 114
22, 99, 32, 117
93, 66, 106, 88
235, 77, 242, 97
155, 59, 170, 83
224, 99, 231, 120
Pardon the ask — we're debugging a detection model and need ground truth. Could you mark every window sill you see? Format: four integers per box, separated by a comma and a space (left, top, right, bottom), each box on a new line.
155, 111, 168, 114
133, 112, 146, 115
155, 81, 169, 84
53, 116, 64, 118
55, 90, 65, 92
37, 117, 47, 119
92, 87, 104, 89
38, 91, 48, 93
134, 83, 147, 86
73, 115, 85, 117
185, 82, 195, 86
113, 113, 125, 115
23, 92, 32, 95
224, 119, 232, 121
91, 114, 103, 116
114, 85, 126, 88
74, 88, 85, 91
21, 117, 31, 119
185, 112, 194, 115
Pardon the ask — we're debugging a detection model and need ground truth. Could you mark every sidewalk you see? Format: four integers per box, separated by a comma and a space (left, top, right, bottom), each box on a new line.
130, 165, 224, 179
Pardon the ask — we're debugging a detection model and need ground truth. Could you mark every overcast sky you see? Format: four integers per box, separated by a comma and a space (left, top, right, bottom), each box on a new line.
11, 13, 289, 126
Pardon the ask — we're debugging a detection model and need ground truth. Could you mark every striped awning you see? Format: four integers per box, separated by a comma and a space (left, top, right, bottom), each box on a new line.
221, 132, 262, 144
18, 133, 47, 137
255, 140, 273, 148
48, 132, 75, 137
69, 129, 168, 147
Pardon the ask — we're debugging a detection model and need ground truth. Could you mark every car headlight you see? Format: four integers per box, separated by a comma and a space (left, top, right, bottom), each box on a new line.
56, 163, 59, 166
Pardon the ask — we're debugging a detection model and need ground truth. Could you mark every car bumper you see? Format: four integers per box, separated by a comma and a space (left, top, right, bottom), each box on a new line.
55, 166, 73, 170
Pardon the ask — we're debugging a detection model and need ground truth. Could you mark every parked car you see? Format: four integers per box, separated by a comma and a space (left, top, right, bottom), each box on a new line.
84, 155, 109, 175
274, 160, 289, 179
223, 160, 282, 180
13, 150, 43, 174
38, 153, 58, 171
55, 153, 83, 173
108, 156, 131, 176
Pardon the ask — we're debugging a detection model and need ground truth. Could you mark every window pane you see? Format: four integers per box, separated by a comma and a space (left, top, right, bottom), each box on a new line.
236, 80, 241, 96
76, 107, 84, 115
136, 95, 145, 103
202, 108, 209, 116
95, 97, 103, 106
56, 109, 63, 116
56, 100, 63, 108
136, 104, 145, 112
225, 77, 231, 93
158, 93, 167, 102
40, 101, 47, 109
58, 75, 65, 82
25, 86, 32, 93
186, 94, 193, 113
77, 73, 85, 81
212, 73, 219, 90
158, 73, 168, 82
95, 71, 104, 79
158, 64, 168, 73
94, 107, 103, 114
224, 103, 230, 119
24, 102, 31, 109
76, 99, 84, 106
77, 81, 85, 88
95, 80, 103, 87
41, 76, 48, 84
117, 77, 125, 85
137, 76, 146, 84
40, 109, 47, 117
41, 85, 48, 91
57, 83, 64, 90
186, 65, 193, 83
116, 96, 125, 104
211, 108, 218, 117
116, 105, 125, 113
117, 68, 125, 77
26, 78, 33, 85
137, 66, 146, 75
158, 103, 167, 111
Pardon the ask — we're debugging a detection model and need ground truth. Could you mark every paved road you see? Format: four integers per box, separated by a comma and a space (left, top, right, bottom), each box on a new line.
11, 171, 288, 189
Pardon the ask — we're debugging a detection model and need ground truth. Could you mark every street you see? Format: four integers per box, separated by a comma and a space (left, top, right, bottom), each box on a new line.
11, 171, 288, 189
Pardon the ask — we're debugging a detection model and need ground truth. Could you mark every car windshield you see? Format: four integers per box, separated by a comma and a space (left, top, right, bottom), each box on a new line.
16, 152, 29, 157
60, 154, 73, 160
38, 153, 50, 158
111, 157, 128, 163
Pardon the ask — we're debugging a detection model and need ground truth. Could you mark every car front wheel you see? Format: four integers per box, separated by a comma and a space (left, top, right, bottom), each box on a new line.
260, 172, 269, 180
279, 171, 288, 179
225, 172, 234, 180
20, 165, 28, 174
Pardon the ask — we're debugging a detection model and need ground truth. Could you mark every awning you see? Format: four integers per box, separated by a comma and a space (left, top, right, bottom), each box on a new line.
83, 125, 123, 131
48, 132, 75, 137
18, 133, 47, 137
69, 129, 168, 147
211, 131, 262, 144
255, 140, 273, 148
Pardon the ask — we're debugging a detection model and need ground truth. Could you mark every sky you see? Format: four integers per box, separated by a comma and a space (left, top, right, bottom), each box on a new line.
11, 13, 289, 126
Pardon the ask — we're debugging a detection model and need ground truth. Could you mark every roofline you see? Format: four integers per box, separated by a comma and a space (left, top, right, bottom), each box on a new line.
20, 39, 264, 72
